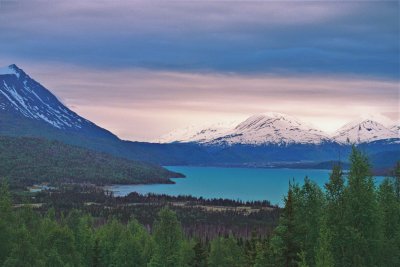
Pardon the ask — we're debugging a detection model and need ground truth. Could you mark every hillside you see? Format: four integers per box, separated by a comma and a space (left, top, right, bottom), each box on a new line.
1, 65, 398, 169
0, 136, 183, 186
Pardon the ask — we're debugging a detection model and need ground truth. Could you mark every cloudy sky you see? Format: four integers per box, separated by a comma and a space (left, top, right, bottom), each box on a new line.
0, 0, 398, 141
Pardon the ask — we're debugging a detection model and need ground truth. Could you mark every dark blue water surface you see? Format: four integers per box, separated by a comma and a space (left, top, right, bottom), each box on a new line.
107, 166, 385, 206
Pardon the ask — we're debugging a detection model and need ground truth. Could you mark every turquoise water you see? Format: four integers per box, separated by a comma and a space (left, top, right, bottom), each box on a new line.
107, 166, 386, 206
108, 166, 336, 206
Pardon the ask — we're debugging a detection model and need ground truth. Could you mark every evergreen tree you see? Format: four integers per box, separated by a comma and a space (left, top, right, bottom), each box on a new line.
3, 225, 45, 267
44, 249, 64, 267
315, 222, 334, 267
127, 218, 153, 265
323, 164, 346, 266
44, 225, 81, 266
394, 161, 400, 200
342, 147, 380, 267
96, 219, 126, 267
113, 230, 145, 267
149, 208, 185, 267
0, 181, 14, 265
269, 184, 300, 267
181, 239, 196, 267
297, 251, 309, 267
192, 240, 208, 267
253, 239, 270, 267
244, 232, 258, 266
66, 211, 94, 266
295, 177, 324, 266
377, 178, 400, 267
208, 236, 245, 267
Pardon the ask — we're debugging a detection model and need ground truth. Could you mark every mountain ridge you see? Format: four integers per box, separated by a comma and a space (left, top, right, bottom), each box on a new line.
1, 64, 398, 172
157, 112, 398, 145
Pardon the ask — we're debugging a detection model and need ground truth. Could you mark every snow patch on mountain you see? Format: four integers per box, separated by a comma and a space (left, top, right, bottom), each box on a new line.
333, 118, 398, 144
157, 112, 331, 145
158, 112, 399, 145
0, 65, 19, 77
0, 64, 85, 129
391, 125, 400, 135
157, 120, 240, 143
212, 112, 330, 145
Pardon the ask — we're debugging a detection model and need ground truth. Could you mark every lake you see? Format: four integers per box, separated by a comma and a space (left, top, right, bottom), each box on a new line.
107, 166, 346, 206
106, 166, 387, 206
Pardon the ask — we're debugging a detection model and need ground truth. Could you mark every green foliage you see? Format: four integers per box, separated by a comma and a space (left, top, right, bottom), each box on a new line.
149, 208, 189, 267
323, 164, 346, 266
297, 251, 309, 267
0, 181, 14, 264
341, 147, 380, 267
315, 223, 334, 267
208, 236, 245, 267
268, 148, 399, 267
295, 177, 325, 266
377, 178, 400, 267
3, 225, 45, 267
394, 161, 400, 200
254, 239, 270, 267
269, 185, 300, 266
0, 136, 180, 186
192, 240, 208, 267
0, 147, 399, 267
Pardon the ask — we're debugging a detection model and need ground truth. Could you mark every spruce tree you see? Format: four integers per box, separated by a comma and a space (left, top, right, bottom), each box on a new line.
324, 164, 346, 266
269, 183, 300, 267
295, 177, 324, 266
342, 147, 380, 267
253, 239, 270, 267
192, 240, 208, 267
0, 181, 13, 265
394, 161, 400, 200
208, 236, 245, 267
315, 222, 334, 267
3, 225, 45, 267
377, 178, 400, 266
149, 208, 185, 267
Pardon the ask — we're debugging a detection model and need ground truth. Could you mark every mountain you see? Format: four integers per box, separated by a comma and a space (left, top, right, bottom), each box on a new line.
213, 113, 331, 145
0, 64, 138, 157
0, 136, 182, 186
333, 118, 398, 144
0, 64, 183, 182
0, 64, 117, 138
0, 64, 398, 173
158, 113, 399, 146
158, 112, 331, 145
391, 125, 399, 135
157, 120, 240, 143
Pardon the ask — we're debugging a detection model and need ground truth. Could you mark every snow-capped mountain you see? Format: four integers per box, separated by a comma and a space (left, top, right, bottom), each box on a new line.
158, 113, 399, 145
0, 64, 118, 141
391, 125, 400, 135
333, 118, 398, 144
157, 120, 240, 143
0, 64, 398, 168
158, 112, 331, 145
1, 64, 86, 129
213, 113, 331, 145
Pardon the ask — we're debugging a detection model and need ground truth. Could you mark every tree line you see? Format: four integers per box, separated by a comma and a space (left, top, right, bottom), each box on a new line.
0, 136, 181, 187
1, 147, 399, 266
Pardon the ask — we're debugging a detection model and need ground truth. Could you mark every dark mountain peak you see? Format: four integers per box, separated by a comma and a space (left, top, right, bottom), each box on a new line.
0, 64, 118, 142
0, 64, 29, 80
9, 64, 31, 80
8, 63, 19, 71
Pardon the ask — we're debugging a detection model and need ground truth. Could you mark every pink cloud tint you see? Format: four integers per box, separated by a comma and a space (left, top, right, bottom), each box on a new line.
5, 61, 397, 141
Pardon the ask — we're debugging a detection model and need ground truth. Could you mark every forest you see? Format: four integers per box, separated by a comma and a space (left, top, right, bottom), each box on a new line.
0, 136, 182, 186
1, 148, 399, 267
